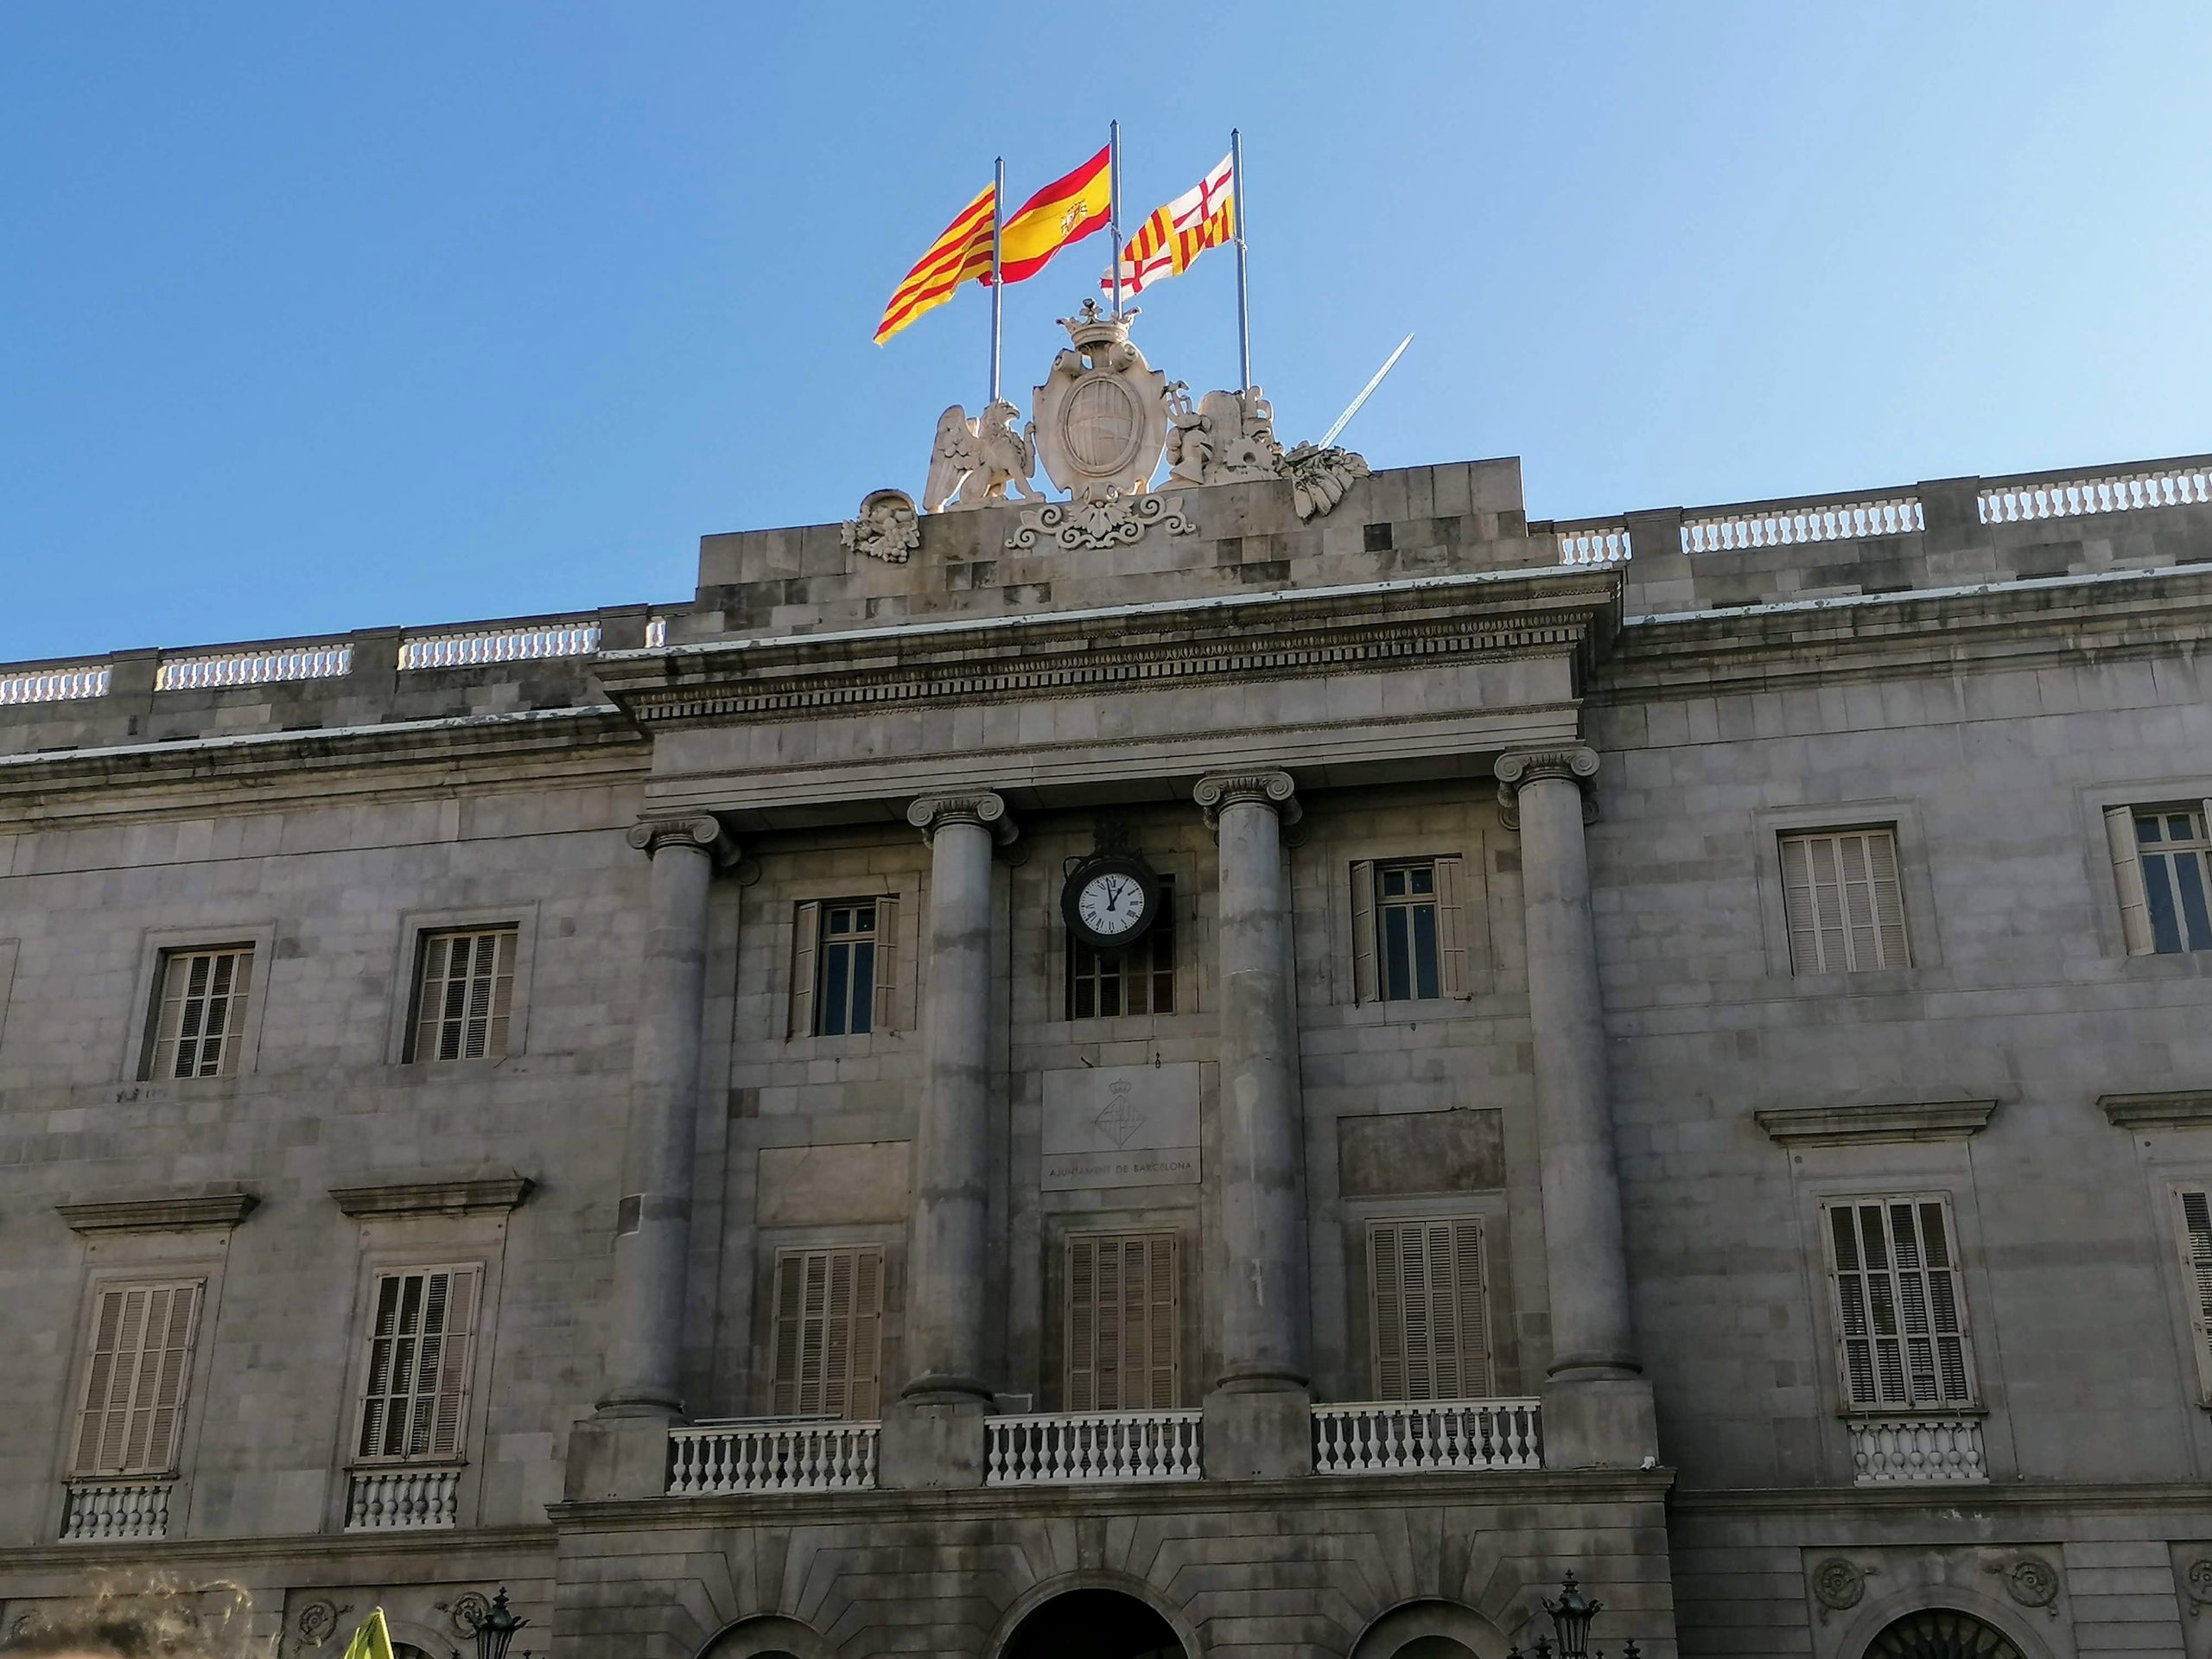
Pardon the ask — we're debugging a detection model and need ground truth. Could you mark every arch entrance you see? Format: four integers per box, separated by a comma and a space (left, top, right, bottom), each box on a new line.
1002, 1589, 1186, 1659
1863, 1608, 2026, 1659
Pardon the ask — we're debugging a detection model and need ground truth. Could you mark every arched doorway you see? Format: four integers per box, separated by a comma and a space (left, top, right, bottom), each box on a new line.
1863, 1609, 2026, 1659
1003, 1589, 1185, 1659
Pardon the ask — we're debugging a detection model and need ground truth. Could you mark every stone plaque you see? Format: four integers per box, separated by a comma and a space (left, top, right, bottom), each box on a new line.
1338, 1109, 1504, 1197
758, 1141, 912, 1224
1041, 1064, 1202, 1191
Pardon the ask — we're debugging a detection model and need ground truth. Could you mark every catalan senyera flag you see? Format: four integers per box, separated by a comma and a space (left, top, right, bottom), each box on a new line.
340, 1610, 396, 1659
990, 143, 1113, 286
1107, 151, 1236, 296
874, 182, 997, 346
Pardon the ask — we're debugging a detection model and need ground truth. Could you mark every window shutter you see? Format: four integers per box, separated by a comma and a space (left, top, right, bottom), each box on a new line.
1435, 857, 1469, 998
1823, 1197, 1975, 1410
1860, 831, 1910, 968
2175, 1189, 2212, 1402
1063, 1232, 1180, 1411
2107, 805, 2154, 956
788, 900, 819, 1039
1143, 1234, 1179, 1408
1066, 1236, 1098, 1411
1782, 830, 1910, 973
1366, 1219, 1491, 1402
355, 1265, 480, 1463
766, 1246, 884, 1420
427, 1268, 479, 1459
73, 1281, 202, 1478
872, 894, 899, 1033
1781, 835, 1821, 973
1351, 860, 1376, 1003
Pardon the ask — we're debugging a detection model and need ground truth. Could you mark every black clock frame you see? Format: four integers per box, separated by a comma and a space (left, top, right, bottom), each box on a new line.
1060, 852, 1162, 951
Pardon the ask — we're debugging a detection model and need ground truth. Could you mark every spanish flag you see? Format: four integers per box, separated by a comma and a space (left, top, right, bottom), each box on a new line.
989, 144, 1113, 286
874, 183, 996, 346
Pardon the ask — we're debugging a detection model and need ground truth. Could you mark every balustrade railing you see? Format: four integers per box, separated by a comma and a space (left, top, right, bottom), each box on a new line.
0, 664, 111, 705
60, 1479, 173, 1541
1312, 1398, 1543, 1475
1681, 496, 1923, 553
645, 614, 670, 648
1558, 524, 1631, 566
399, 620, 601, 669
984, 1409, 1204, 1484
1978, 464, 2212, 524
1847, 1416, 1986, 1484
156, 643, 352, 690
344, 1465, 461, 1529
668, 1420, 878, 1495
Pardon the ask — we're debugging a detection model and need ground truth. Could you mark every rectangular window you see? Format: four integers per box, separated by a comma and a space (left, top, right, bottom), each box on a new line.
71, 1281, 203, 1478
767, 1246, 885, 1420
144, 946, 254, 1079
1065, 1231, 1181, 1411
1366, 1218, 1492, 1402
1823, 1197, 1975, 1411
1351, 859, 1467, 1002
788, 898, 899, 1038
2126, 807, 2212, 955
405, 927, 517, 1062
353, 1266, 480, 1463
2173, 1189, 2212, 1402
1780, 830, 1911, 974
1066, 877, 1176, 1020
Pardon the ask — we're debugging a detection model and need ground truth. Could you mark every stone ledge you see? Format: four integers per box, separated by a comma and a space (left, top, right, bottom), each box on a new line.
329, 1175, 536, 1219
2100, 1090, 2212, 1130
1754, 1100, 1997, 1147
56, 1192, 258, 1234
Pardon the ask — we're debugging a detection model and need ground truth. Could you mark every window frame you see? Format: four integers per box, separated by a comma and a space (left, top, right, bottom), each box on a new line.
1065, 875, 1178, 1022
67, 1277, 207, 1481
140, 943, 259, 1081
763, 1243, 888, 1421
1777, 826, 1914, 975
1349, 855, 1472, 1007
780, 881, 916, 1044
119, 924, 277, 1084
1818, 1192, 1980, 1415
788, 894, 902, 1040
2108, 801, 2212, 957
347, 1262, 485, 1468
1061, 1229, 1184, 1412
1751, 802, 1942, 982
1361, 1214, 1495, 1404
384, 905, 538, 1067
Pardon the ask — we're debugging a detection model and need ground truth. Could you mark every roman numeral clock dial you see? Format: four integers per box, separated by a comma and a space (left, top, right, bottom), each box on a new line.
1061, 853, 1161, 951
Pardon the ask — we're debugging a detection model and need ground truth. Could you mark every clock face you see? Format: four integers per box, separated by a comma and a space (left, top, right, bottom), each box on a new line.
1077, 868, 1148, 938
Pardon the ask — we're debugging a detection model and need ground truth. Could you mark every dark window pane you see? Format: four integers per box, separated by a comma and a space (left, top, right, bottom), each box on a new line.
856, 905, 875, 931
821, 943, 849, 1034
1414, 905, 1440, 999
1074, 978, 1095, 1020
1383, 907, 1411, 1001
2145, 855, 2184, 954
1381, 868, 1406, 898
850, 942, 874, 1033
2139, 816, 2165, 845
1410, 867, 1433, 895
2177, 855, 2212, 951
2169, 815, 2196, 842
828, 909, 851, 935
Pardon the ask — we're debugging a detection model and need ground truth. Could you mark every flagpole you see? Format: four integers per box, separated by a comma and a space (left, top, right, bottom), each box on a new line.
1231, 128, 1252, 395
1109, 120, 1124, 319
989, 156, 1005, 404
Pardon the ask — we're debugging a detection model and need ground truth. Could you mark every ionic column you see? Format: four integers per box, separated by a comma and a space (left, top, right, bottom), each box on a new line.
900, 790, 1015, 1404
1496, 747, 1653, 1465
599, 813, 735, 1418
1194, 770, 1310, 1396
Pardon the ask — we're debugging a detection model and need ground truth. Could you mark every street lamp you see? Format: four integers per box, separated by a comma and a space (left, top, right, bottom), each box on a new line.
1543, 1571, 1599, 1659
472, 1588, 528, 1659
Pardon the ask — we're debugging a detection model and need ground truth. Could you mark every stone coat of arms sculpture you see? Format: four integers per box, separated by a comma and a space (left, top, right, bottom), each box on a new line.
1030, 302, 1171, 499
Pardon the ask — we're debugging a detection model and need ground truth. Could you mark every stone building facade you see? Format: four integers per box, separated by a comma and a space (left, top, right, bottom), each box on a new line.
0, 438, 2209, 1659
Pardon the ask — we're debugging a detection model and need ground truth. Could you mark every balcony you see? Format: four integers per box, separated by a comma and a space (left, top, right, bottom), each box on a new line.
668, 1418, 879, 1495
60, 1478, 173, 1541
345, 1465, 461, 1529
1847, 1415, 1986, 1484
1312, 1399, 1544, 1475
984, 1409, 1205, 1484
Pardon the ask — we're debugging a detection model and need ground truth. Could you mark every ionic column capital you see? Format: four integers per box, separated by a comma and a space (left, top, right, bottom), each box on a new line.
1193, 769, 1302, 831
1494, 747, 1599, 830
906, 789, 1018, 846
626, 814, 741, 864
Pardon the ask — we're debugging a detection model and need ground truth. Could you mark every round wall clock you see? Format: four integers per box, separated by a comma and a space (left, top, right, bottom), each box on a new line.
1061, 853, 1160, 950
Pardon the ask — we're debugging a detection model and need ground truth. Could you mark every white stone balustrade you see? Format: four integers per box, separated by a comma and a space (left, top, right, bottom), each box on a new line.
1979, 464, 2212, 524
1681, 497, 1924, 553
0, 664, 111, 705
344, 1465, 461, 1529
644, 615, 670, 647
984, 1410, 1204, 1485
60, 1479, 173, 1541
1847, 1416, 1986, 1484
1558, 524, 1631, 566
399, 620, 601, 669
1312, 1399, 1544, 1475
667, 1421, 879, 1495
156, 643, 353, 690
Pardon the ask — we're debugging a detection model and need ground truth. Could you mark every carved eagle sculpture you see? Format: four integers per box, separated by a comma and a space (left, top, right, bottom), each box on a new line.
923, 400, 1045, 513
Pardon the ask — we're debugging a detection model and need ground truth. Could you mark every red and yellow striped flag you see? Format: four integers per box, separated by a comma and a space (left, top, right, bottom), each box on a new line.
1106, 152, 1235, 296
990, 144, 1112, 286
874, 183, 996, 346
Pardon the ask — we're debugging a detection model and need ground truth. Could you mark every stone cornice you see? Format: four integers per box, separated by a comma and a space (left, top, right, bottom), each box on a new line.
2100, 1090, 2212, 1130
56, 1192, 258, 1234
625, 814, 741, 864
600, 571, 1618, 729
1669, 1478, 2212, 1520
1754, 1099, 1999, 1147
0, 1525, 551, 1576
906, 790, 1018, 845
327, 1175, 536, 1219
1193, 770, 1300, 830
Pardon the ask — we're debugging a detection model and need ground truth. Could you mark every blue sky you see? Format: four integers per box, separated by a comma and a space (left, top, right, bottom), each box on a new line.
4, 3, 2209, 662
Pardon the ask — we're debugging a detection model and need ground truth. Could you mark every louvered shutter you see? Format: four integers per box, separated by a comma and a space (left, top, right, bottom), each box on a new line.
1435, 857, 1469, 998
766, 1246, 884, 1419
1366, 1219, 1491, 1402
2176, 1190, 2212, 1402
1064, 1232, 1180, 1411
1824, 1198, 1975, 1409
355, 1265, 480, 1462
872, 894, 900, 1033
1782, 830, 1910, 973
2107, 806, 2155, 955
1350, 861, 1377, 1003
73, 1281, 202, 1478
788, 900, 819, 1038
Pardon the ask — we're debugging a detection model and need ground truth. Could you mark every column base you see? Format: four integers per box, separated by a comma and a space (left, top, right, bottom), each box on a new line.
564, 1414, 672, 1502
877, 1397, 988, 1490
1202, 1385, 1313, 1481
1540, 1373, 1658, 1470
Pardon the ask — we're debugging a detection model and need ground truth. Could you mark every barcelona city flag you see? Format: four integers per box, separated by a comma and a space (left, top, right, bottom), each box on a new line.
988, 144, 1113, 286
